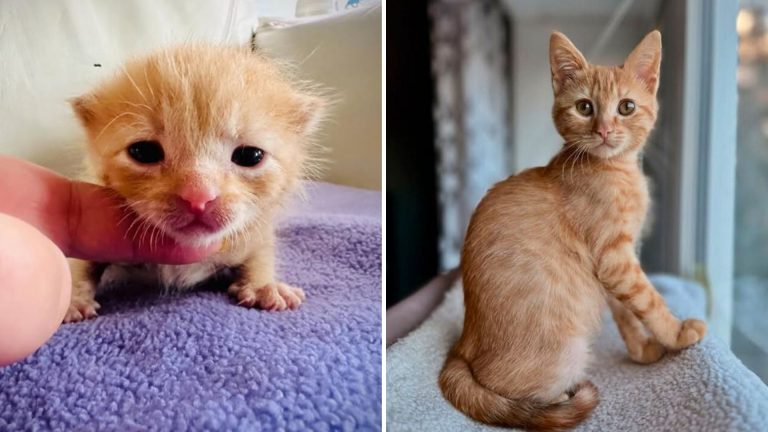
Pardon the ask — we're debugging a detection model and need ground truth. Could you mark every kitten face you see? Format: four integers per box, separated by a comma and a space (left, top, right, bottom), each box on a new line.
550, 31, 661, 159
71, 45, 324, 245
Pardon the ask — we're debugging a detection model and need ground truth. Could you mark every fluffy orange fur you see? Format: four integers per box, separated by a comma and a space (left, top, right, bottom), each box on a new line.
439, 31, 706, 430
65, 44, 325, 322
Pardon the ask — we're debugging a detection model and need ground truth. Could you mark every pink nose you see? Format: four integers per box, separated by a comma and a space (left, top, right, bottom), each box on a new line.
177, 185, 219, 214
596, 124, 614, 140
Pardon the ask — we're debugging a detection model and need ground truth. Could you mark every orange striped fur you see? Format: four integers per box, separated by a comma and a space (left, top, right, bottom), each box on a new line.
439, 31, 706, 430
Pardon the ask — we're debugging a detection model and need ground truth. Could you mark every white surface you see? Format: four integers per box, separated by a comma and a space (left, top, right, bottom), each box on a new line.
296, 0, 336, 16
295, 0, 375, 17
257, 0, 300, 18
255, 4, 382, 189
387, 276, 768, 431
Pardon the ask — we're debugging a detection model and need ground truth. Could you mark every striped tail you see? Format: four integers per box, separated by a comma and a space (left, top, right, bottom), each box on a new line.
439, 352, 598, 431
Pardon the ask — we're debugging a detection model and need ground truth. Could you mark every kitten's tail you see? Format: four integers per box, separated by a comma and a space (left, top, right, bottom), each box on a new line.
439, 352, 598, 431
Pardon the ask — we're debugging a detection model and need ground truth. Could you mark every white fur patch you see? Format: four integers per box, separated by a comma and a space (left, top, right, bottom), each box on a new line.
97, 262, 219, 291
546, 337, 591, 401
157, 262, 218, 289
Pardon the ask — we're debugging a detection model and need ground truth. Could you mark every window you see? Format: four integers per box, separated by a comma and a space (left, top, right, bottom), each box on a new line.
733, 4, 768, 383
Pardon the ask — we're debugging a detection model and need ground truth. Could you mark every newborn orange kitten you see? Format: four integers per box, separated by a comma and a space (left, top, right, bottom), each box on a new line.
65, 44, 325, 322
439, 31, 706, 430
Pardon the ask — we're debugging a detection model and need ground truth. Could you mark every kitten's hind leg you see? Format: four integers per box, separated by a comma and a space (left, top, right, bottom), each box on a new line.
64, 259, 103, 323
608, 296, 665, 363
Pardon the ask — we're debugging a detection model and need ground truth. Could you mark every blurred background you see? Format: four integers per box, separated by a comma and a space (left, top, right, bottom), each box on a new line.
389, 0, 767, 383
735, 1, 768, 384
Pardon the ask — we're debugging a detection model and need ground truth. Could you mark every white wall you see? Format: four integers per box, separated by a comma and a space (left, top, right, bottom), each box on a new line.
510, 17, 653, 172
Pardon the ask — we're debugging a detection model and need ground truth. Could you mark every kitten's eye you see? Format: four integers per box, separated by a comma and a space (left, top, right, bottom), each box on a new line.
618, 99, 636, 116
575, 100, 594, 116
231, 146, 265, 167
127, 140, 164, 164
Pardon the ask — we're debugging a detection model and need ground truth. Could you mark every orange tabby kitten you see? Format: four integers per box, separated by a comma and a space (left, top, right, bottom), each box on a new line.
64, 44, 325, 322
439, 31, 706, 430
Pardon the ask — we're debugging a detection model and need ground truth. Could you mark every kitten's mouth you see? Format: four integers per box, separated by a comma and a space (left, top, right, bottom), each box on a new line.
152, 204, 236, 243
594, 137, 617, 148
168, 214, 229, 241
176, 219, 221, 234
587, 139, 622, 158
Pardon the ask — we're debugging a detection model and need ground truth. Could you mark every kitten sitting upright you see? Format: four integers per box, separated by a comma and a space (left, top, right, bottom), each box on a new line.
439, 31, 706, 430
65, 44, 325, 322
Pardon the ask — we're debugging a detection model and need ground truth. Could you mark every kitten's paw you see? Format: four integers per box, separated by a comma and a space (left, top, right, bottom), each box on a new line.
229, 282, 305, 311
674, 319, 707, 349
630, 338, 666, 364
63, 297, 101, 323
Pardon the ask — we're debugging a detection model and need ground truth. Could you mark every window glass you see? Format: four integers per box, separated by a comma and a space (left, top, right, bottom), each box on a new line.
734, 6, 768, 383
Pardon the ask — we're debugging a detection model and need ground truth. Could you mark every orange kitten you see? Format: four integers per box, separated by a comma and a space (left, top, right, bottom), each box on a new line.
439, 31, 706, 430
64, 44, 325, 322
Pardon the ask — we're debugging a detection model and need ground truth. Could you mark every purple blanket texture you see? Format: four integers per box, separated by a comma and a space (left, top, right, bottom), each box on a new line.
0, 182, 382, 431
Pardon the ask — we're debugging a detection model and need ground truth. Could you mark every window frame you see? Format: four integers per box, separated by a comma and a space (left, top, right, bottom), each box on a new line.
680, 0, 738, 344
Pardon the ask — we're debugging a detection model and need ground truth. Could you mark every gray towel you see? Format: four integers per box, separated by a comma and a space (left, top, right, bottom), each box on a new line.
387, 275, 768, 431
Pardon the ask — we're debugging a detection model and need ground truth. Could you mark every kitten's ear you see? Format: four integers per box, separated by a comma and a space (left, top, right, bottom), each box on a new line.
550, 31, 588, 93
625, 30, 662, 94
70, 95, 97, 127
291, 94, 326, 137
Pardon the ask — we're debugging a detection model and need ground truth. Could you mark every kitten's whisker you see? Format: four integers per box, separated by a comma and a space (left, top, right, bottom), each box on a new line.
562, 140, 589, 184
136, 217, 155, 250
134, 218, 147, 248
142, 66, 156, 102
569, 147, 581, 184
153, 223, 165, 253
148, 224, 158, 253
124, 213, 147, 242
142, 218, 158, 251
95, 111, 145, 141
575, 146, 588, 183
561, 146, 579, 181
120, 101, 153, 112
120, 66, 149, 103
116, 212, 135, 229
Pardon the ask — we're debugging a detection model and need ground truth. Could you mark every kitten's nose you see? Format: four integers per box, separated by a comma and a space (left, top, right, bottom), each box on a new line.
177, 185, 219, 214
596, 124, 614, 140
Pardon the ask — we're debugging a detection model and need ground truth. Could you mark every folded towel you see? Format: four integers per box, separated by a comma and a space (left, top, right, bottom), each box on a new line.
0, 182, 382, 431
387, 275, 768, 431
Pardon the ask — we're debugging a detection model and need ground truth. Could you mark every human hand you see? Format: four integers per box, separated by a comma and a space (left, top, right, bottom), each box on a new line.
0, 155, 221, 366
0, 213, 70, 366
0, 155, 219, 263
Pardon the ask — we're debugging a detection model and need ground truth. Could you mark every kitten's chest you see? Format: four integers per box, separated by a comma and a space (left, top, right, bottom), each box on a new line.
605, 175, 648, 226
154, 262, 222, 289
98, 236, 258, 291
576, 170, 650, 240
99, 254, 244, 291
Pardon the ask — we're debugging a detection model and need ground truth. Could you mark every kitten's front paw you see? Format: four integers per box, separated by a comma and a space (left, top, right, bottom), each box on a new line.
674, 319, 707, 349
630, 338, 666, 364
63, 296, 101, 323
229, 281, 305, 311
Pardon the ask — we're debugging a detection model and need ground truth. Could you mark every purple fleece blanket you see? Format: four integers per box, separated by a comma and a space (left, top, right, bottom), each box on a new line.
0, 182, 382, 431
